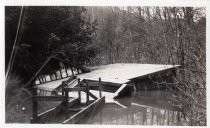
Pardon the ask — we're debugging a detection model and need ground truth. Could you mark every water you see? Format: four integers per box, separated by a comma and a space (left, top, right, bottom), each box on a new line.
78, 90, 181, 125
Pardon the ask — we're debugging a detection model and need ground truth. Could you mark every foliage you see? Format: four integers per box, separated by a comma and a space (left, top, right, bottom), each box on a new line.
5, 6, 96, 83
87, 6, 206, 125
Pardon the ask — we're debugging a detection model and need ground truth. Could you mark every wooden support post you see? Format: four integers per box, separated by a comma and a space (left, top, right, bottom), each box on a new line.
38, 76, 42, 84
44, 75, 46, 82
49, 75, 52, 81
60, 70, 63, 79
37, 77, 41, 84
77, 68, 80, 74
54, 73, 58, 80
70, 67, 74, 76
62, 81, 66, 96
78, 78, 81, 103
85, 80, 89, 105
32, 88, 38, 123
65, 68, 68, 77
99, 77, 102, 98
65, 89, 69, 119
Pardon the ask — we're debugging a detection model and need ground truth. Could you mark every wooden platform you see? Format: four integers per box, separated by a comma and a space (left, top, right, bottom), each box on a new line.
35, 63, 179, 92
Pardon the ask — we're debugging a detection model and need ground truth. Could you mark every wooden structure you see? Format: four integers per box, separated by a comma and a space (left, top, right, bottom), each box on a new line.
29, 60, 180, 124
24, 56, 90, 88
31, 78, 104, 124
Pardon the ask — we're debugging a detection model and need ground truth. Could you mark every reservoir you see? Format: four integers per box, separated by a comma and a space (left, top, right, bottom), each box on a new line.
78, 90, 181, 125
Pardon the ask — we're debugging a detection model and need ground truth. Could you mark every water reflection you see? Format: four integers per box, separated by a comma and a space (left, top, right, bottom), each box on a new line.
79, 90, 182, 125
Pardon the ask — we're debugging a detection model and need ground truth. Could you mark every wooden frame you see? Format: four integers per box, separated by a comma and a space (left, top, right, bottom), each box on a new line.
62, 96, 105, 124
31, 77, 103, 123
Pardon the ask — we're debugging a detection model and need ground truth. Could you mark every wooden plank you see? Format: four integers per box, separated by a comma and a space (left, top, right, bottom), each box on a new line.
31, 88, 38, 123
65, 68, 68, 77
130, 66, 180, 82
30, 98, 80, 123
85, 80, 89, 105
31, 102, 64, 123
24, 56, 53, 88
78, 78, 81, 102
68, 98, 80, 107
88, 92, 98, 100
32, 95, 66, 101
70, 67, 74, 76
65, 89, 69, 119
85, 79, 121, 87
62, 96, 105, 124
99, 78, 102, 98
64, 87, 87, 92
51, 76, 76, 94
66, 76, 77, 84
52, 56, 90, 73
113, 84, 131, 99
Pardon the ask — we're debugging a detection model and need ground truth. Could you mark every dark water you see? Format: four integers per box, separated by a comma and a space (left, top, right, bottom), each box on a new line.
78, 90, 182, 125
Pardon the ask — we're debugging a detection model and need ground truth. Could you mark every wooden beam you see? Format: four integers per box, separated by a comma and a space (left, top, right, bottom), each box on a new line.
60, 70, 63, 78
30, 102, 64, 123
99, 78, 102, 98
65, 89, 69, 119
51, 56, 90, 72
89, 92, 98, 100
113, 84, 131, 99
66, 76, 77, 83
65, 68, 68, 77
130, 66, 181, 82
31, 88, 38, 123
85, 79, 121, 87
78, 78, 81, 103
62, 96, 105, 124
77, 68, 80, 74
51, 76, 77, 94
64, 87, 87, 92
32, 95, 66, 101
24, 56, 53, 88
70, 67, 74, 76
85, 80, 89, 105
68, 98, 80, 107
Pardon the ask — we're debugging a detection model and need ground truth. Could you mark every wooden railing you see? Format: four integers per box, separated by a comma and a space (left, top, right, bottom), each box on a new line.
31, 77, 103, 123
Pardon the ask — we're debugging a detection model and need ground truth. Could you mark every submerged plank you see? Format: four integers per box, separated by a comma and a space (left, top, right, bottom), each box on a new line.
62, 96, 105, 124
114, 84, 131, 98
32, 95, 66, 101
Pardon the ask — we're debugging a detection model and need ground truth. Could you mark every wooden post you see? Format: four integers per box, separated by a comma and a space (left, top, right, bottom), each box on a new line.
55, 73, 58, 80
78, 78, 81, 103
60, 70, 63, 79
61, 81, 66, 96
38, 76, 42, 84
37, 77, 41, 84
85, 80, 89, 105
77, 68, 80, 74
65, 89, 69, 119
70, 67, 74, 76
44, 75, 47, 82
49, 74, 52, 81
65, 67, 68, 77
32, 88, 38, 123
99, 78, 102, 98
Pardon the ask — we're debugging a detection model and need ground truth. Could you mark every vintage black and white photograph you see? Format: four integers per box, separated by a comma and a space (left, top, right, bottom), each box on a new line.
5, 5, 206, 125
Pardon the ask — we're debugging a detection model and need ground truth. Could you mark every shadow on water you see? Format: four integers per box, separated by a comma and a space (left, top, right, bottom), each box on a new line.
78, 90, 182, 125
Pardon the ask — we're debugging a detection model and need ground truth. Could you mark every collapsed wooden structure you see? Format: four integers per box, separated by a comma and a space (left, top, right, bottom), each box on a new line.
27, 57, 180, 124
31, 77, 105, 124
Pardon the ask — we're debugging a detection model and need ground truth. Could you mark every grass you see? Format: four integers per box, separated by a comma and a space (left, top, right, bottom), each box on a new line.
5, 75, 62, 123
